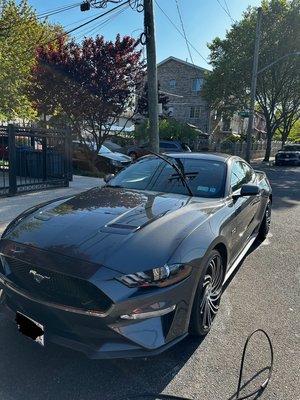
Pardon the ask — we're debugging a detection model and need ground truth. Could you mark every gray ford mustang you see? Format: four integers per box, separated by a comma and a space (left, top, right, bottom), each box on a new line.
0, 153, 272, 358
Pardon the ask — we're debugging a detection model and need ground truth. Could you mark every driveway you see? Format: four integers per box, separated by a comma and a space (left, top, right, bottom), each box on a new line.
0, 165, 299, 400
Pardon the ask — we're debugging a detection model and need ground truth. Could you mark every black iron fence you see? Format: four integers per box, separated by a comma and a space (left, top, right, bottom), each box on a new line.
0, 125, 72, 196
187, 138, 282, 159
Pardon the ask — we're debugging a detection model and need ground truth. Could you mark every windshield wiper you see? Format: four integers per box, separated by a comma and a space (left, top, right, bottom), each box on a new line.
148, 151, 194, 196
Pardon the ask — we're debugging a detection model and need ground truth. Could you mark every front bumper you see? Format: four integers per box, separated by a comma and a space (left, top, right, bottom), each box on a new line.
275, 156, 300, 165
0, 268, 193, 359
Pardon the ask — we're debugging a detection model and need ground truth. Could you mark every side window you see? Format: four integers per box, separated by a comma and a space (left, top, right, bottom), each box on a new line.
241, 162, 254, 183
230, 161, 253, 192
160, 142, 178, 150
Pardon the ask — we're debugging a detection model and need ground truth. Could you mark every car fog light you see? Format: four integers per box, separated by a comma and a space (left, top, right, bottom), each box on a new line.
121, 304, 176, 320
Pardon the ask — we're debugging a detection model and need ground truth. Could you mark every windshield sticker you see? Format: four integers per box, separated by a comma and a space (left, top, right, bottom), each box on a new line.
197, 186, 209, 192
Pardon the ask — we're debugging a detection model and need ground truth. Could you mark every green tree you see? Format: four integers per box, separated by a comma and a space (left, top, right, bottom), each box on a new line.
134, 117, 199, 142
0, 0, 60, 121
31, 35, 144, 172
203, 0, 300, 161
288, 119, 300, 142
275, 118, 300, 142
276, 100, 300, 147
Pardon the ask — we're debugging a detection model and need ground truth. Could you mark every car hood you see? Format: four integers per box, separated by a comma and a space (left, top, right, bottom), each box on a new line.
3, 187, 220, 273
99, 151, 131, 162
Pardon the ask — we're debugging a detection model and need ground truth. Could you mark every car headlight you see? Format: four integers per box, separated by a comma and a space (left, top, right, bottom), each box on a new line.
111, 159, 122, 166
116, 263, 192, 288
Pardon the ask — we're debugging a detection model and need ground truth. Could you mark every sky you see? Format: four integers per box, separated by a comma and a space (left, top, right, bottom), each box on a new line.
28, 0, 262, 70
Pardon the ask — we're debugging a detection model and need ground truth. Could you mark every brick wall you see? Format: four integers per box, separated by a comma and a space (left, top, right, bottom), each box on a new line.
157, 58, 210, 132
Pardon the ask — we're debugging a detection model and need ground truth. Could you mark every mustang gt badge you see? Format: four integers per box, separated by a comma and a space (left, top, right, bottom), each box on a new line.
29, 270, 50, 284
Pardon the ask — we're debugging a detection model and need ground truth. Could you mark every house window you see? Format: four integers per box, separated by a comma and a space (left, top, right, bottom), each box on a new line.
169, 79, 176, 88
191, 78, 203, 92
190, 106, 202, 118
168, 106, 174, 116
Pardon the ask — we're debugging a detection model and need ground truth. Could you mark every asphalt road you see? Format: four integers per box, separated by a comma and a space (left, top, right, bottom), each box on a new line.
0, 164, 299, 400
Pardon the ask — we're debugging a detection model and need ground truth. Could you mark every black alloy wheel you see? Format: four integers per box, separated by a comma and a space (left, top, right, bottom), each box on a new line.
190, 249, 225, 336
257, 199, 272, 241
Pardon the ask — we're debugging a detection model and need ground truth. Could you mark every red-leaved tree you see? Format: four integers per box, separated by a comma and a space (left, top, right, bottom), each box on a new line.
31, 35, 145, 168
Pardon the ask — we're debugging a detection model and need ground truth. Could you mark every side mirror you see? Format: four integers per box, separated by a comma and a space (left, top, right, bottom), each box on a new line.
240, 184, 260, 196
104, 173, 115, 183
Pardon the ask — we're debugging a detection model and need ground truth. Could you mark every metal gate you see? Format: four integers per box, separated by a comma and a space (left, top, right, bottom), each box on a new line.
0, 125, 72, 196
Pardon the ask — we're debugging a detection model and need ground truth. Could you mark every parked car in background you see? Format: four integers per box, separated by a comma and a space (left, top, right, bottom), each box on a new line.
275, 144, 300, 166
73, 141, 132, 173
127, 140, 191, 160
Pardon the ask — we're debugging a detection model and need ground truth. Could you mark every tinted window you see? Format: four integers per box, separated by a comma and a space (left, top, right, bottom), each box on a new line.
160, 142, 178, 150
283, 145, 300, 151
231, 161, 254, 192
109, 157, 227, 198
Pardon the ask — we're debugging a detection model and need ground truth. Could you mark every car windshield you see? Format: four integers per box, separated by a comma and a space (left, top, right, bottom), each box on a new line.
282, 145, 300, 151
107, 156, 227, 198
99, 145, 111, 154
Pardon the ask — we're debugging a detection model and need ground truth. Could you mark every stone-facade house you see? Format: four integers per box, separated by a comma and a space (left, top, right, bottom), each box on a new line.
157, 57, 210, 133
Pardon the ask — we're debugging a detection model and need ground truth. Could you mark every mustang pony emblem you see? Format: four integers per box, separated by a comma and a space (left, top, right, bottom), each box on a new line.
29, 270, 50, 284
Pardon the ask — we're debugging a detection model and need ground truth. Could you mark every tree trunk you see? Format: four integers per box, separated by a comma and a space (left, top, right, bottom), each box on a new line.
264, 121, 273, 162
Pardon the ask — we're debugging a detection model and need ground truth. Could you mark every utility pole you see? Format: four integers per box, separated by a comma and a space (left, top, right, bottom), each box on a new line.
245, 7, 262, 163
144, 0, 159, 152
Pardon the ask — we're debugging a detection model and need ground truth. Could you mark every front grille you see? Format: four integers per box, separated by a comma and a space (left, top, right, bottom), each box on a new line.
4, 257, 112, 313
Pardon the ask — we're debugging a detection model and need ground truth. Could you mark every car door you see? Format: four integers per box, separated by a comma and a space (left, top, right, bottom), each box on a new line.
230, 160, 260, 258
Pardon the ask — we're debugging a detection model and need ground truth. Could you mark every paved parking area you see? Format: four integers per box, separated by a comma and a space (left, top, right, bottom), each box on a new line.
0, 165, 299, 400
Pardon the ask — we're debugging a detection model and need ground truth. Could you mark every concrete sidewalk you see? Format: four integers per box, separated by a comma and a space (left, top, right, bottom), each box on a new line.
0, 175, 102, 235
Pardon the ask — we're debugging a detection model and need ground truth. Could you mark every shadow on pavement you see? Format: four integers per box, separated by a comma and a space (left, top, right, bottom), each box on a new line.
0, 165, 297, 400
253, 163, 300, 210
0, 317, 203, 400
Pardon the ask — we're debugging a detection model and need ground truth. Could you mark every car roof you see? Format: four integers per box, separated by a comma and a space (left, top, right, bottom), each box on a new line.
162, 152, 232, 162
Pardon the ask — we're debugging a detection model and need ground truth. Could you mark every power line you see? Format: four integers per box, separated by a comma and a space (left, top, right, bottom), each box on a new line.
174, 0, 194, 66
59, 10, 107, 30
73, 5, 129, 41
154, 0, 208, 64
215, 0, 235, 23
44, 0, 130, 45
37, 2, 81, 16
223, 0, 236, 23
37, 3, 82, 19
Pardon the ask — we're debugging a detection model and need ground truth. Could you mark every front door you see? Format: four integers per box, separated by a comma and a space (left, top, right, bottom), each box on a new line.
230, 161, 260, 259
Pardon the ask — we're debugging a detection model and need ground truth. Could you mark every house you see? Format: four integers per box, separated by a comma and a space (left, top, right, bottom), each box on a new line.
157, 56, 210, 133
229, 112, 267, 139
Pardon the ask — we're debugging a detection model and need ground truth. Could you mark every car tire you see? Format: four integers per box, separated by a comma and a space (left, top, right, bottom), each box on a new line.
257, 199, 272, 241
190, 249, 225, 337
129, 151, 138, 161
